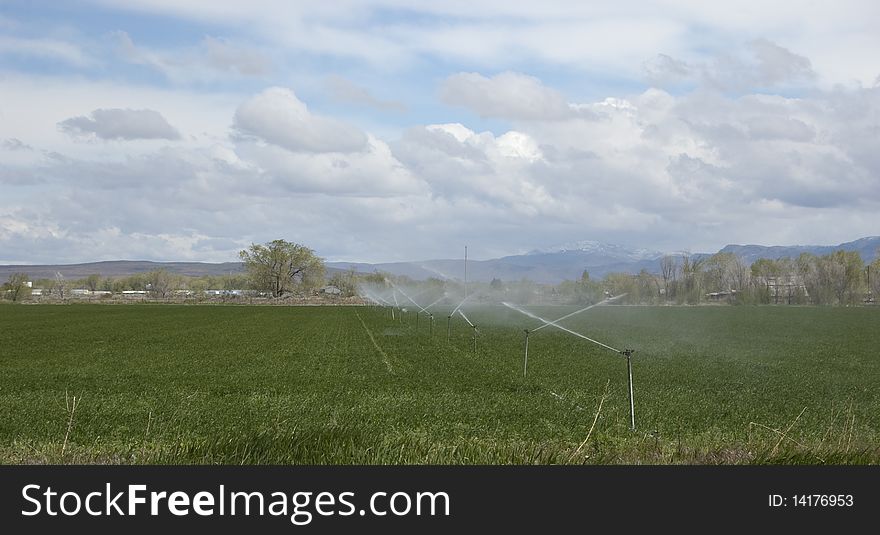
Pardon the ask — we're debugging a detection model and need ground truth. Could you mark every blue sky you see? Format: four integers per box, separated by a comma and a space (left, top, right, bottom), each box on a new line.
1, 1, 878, 264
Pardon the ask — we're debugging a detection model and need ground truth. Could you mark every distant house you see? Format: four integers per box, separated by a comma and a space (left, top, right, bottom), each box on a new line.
319, 285, 343, 295
205, 289, 243, 296
31, 288, 44, 296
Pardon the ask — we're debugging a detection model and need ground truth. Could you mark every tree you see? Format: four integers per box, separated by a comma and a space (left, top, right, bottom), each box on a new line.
3, 273, 30, 302
659, 255, 676, 301
85, 274, 101, 292
704, 252, 735, 294
50, 272, 68, 299
679, 253, 704, 304
828, 250, 864, 305
327, 268, 359, 297
869, 255, 880, 302
147, 269, 174, 298
750, 258, 780, 304
239, 239, 325, 297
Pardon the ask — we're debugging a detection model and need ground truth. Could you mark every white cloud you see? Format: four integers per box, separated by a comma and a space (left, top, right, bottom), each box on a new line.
84, 1, 880, 87
233, 87, 368, 153
0, 35, 95, 67
324, 75, 407, 112
58, 108, 181, 141
440, 72, 576, 121
236, 134, 424, 197
112, 31, 271, 81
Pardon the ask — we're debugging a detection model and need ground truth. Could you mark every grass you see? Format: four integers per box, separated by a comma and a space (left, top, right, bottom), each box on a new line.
0, 302, 878, 464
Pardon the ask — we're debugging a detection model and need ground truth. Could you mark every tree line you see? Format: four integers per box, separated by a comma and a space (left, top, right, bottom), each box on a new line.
558, 250, 878, 306
3, 240, 879, 306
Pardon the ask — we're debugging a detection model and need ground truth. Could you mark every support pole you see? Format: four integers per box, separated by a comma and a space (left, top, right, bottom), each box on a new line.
523, 329, 530, 377
416, 311, 420, 329
624, 349, 635, 431
429, 314, 434, 337
446, 315, 451, 342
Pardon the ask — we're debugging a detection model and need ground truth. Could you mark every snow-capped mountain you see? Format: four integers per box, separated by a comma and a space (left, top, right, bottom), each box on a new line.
526, 240, 663, 261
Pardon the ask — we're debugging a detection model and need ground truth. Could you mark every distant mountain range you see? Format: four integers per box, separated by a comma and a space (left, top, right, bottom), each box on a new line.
2, 237, 878, 284
328, 236, 879, 283
0, 260, 246, 284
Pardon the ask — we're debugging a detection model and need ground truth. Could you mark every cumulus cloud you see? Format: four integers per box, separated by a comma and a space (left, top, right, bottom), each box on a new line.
440, 72, 579, 121
58, 108, 181, 141
233, 87, 368, 153
3, 58, 880, 263
236, 135, 423, 197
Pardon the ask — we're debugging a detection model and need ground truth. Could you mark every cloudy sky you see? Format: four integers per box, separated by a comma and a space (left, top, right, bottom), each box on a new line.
1, 1, 878, 264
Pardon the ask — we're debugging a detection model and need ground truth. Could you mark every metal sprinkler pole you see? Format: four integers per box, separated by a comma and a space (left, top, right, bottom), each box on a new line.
446, 315, 451, 342
623, 349, 635, 431
523, 329, 530, 377
429, 314, 434, 337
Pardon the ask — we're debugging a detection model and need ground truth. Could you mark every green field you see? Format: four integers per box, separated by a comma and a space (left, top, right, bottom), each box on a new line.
1, 303, 878, 464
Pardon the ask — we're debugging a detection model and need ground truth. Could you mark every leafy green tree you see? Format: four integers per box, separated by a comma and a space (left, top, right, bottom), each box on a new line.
239, 239, 325, 297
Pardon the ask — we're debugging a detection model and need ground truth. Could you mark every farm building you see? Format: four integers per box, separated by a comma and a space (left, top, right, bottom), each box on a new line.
319, 285, 343, 295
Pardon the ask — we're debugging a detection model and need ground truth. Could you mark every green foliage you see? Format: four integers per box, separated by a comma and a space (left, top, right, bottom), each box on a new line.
327, 268, 359, 297
1, 304, 878, 464
239, 239, 325, 297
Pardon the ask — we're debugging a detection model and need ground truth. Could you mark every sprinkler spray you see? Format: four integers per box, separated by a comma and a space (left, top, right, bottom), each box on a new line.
502, 301, 638, 431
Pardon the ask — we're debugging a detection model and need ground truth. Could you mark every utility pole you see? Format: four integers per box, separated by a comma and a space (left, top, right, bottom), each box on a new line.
464, 245, 468, 300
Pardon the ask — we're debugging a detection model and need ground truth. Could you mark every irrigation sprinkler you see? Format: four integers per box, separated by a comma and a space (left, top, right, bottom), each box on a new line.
502, 302, 638, 431
623, 349, 636, 431
457, 310, 478, 356
464, 245, 468, 300
387, 280, 430, 315
429, 314, 434, 337
446, 315, 451, 342
523, 329, 530, 377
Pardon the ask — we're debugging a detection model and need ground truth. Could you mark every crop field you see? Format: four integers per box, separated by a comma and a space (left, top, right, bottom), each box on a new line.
1, 303, 878, 464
